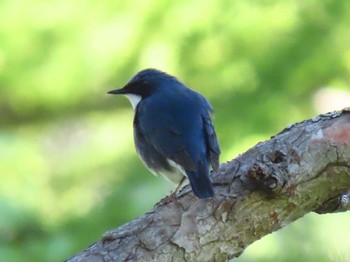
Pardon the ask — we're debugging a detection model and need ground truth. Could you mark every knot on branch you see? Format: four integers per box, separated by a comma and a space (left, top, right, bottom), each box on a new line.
268, 150, 285, 164
242, 149, 290, 196
245, 162, 281, 195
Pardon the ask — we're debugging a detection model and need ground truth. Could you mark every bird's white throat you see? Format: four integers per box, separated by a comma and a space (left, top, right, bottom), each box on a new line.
125, 94, 142, 109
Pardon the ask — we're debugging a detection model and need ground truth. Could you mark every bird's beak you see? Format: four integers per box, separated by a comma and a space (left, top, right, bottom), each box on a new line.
107, 88, 126, 95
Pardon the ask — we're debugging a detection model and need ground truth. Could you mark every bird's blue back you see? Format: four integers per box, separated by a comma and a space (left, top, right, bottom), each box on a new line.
134, 77, 220, 198
138, 85, 207, 160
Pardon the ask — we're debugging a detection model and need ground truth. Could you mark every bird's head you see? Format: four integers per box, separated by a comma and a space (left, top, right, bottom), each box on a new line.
108, 68, 178, 109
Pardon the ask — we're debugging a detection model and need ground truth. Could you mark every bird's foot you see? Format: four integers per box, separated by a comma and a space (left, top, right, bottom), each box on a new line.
155, 191, 178, 207
155, 177, 186, 207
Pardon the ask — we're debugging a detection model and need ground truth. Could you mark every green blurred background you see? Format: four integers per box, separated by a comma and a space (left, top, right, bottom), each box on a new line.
1, 0, 350, 261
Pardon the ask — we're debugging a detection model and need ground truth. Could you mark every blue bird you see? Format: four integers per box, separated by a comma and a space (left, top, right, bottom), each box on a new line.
108, 69, 220, 199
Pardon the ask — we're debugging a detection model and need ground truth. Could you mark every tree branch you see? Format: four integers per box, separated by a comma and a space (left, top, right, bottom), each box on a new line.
66, 109, 350, 262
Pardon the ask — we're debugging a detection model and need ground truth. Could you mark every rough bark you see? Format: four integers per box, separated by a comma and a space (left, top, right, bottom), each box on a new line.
66, 109, 350, 262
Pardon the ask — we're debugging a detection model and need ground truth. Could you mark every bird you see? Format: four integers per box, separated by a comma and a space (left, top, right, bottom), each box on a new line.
108, 69, 220, 199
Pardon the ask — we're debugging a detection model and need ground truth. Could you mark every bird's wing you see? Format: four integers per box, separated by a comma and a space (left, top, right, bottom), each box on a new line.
136, 100, 197, 172
202, 114, 221, 171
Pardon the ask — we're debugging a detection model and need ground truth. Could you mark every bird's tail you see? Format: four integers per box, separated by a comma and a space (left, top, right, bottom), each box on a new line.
186, 162, 214, 199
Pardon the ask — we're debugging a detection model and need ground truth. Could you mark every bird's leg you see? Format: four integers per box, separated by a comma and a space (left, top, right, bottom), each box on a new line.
173, 176, 186, 196
158, 176, 187, 206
